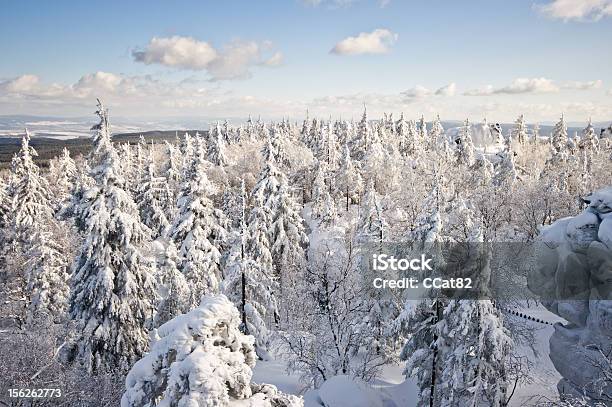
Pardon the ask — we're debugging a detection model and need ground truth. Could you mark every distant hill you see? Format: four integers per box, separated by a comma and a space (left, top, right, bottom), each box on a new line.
0, 130, 207, 169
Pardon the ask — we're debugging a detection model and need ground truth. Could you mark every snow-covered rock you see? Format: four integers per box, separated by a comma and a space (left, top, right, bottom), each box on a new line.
530, 186, 612, 404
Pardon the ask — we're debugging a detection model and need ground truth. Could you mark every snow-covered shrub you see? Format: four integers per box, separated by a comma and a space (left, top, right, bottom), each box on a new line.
122, 294, 302, 407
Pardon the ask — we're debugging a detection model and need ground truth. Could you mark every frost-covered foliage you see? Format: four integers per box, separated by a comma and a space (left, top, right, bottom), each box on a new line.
154, 241, 190, 327
223, 180, 278, 359
137, 148, 170, 237
209, 122, 229, 166
122, 294, 302, 407
455, 118, 475, 166
68, 100, 157, 374
170, 136, 228, 306
25, 226, 69, 321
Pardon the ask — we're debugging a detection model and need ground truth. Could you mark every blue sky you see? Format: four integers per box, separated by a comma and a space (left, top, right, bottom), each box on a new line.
1, 0, 611, 122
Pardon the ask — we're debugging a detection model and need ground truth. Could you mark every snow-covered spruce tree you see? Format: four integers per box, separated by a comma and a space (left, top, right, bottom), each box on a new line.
410, 172, 446, 246
0, 177, 10, 231
223, 180, 278, 359
122, 294, 302, 407
169, 143, 227, 306
7, 130, 53, 246
311, 160, 329, 219
252, 139, 308, 294
154, 241, 190, 327
434, 226, 512, 406
396, 113, 410, 157
179, 132, 195, 181
68, 100, 157, 374
162, 140, 181, 208
511, 114, 528, 145
396, 171, 449, 406
136, 149, 170, 238
550, 114, 569, 156
170, 138, 228, 307
336, 142, 364, 211
269, 178, 308, 292
208, 121, 229, 166
62, 157, 95, 227
358, 179, 387, 241
418, 114, 428, 145
456, 118, 476, 167
429, 114, 445, 152
25, 226, 69, 322
494, 147, 519, 188
51, 147, 78, 212
532, 122, 540, 146
353, 107, 371, 159
269, 125, 289, 167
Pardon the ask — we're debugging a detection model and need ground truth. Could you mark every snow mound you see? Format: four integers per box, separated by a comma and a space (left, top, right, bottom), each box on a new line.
307, 376, 387, 407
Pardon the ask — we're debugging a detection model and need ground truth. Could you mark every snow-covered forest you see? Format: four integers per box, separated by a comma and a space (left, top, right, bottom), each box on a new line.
1, 99, 611, 407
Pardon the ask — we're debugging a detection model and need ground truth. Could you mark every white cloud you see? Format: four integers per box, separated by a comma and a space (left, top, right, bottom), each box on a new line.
464, 78, 605, 96
330, 28, 398, 55
435, 82, 457, 96
132, 36, 282, 80
132, 36, 217, 70
400, 83, 456, 99
561, 79, 603, 89
537, 0, 612, 21
401, 85, 432, 99
496, 78, 559, 94
302, 0, 357, 8
262, 51, 284, 67
0, 74, 40, 93
464, 78, 559, 95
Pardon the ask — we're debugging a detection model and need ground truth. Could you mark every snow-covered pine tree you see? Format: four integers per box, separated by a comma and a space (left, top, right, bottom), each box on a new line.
336, 142, 364, 211
494, 147, 519, 188
223, 179, 278, 359
179, 132, 195, 181
162, 140, 181, 202
434, 224, 512, 406
354, 107, 371, 159
50, 147, 78, 212
208, 122, 229, 166
551, 114, 569, 155
405, 119, 422, 158
396, 113, 409, 157
122, 294, 302, 407
269, 180, 308, 290
270, 125, 289, 167
68, 100, 157, 374
300, 110, 311, 146
511, 114, 528, 145
25, 226, 69, 322
456, 118, 476, 167
170, 135, 227, 306
137, 148, 170, 238
154, 241, 190, 327
532, 122, 540, 146
0, 177, 10, 231
8, 131, 53, 241
418, 115, 428, 145
429, 114, 445, 152
358, 179, 387, 241
311, 160, 329, 220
